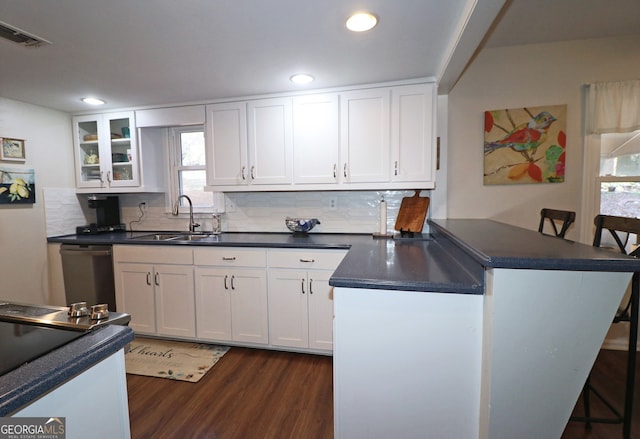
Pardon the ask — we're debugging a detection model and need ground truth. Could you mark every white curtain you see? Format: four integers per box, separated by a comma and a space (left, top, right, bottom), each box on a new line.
586, 79, 640, 134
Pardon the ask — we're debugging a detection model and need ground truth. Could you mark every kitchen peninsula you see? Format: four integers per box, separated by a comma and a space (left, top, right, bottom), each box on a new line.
331, 218, 639, 439
46, 219, 640, 438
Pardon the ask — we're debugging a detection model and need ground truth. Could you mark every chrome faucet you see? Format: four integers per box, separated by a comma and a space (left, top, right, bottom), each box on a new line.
172, 195, 200, 232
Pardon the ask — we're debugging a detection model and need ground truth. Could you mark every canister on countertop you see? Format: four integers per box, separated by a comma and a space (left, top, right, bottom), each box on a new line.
212, 214, 222, 234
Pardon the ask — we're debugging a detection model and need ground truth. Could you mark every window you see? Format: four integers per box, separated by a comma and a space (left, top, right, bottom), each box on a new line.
598, 130, 640, 218
169, 126, 210, 211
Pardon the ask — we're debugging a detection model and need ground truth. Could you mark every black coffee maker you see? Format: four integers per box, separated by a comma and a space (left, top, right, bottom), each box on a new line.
76, 195, 126, 234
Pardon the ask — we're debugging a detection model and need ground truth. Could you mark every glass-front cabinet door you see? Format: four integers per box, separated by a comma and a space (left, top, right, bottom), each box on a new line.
73, 112, 139, 191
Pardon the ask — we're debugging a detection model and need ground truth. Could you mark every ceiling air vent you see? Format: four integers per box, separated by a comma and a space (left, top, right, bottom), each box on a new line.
0, 21, 51, 47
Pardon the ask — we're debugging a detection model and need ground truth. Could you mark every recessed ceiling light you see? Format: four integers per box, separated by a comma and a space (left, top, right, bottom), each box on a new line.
290, 74, 314, 85
81, 97, 105, 105
346, 12, 378, 32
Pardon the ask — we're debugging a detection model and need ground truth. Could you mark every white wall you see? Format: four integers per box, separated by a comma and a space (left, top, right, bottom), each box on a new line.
0, 97, 74, 304
447, 35, 640, 242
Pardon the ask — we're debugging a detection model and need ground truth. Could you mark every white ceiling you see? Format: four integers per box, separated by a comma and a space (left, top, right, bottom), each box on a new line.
0, 0, 638, 114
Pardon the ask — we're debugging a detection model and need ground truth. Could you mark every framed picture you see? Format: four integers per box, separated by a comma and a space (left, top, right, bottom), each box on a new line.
1, 137, 26, 162
0, 167, 36, 204
483, 105, 567, 185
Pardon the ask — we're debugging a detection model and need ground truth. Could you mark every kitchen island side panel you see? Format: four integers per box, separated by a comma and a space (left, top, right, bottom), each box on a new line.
333, 287, 483, 439
13, 349, 131, 439
480, 268, 632, 439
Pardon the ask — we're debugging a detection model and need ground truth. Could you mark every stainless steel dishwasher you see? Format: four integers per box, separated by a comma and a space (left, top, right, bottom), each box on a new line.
59, 244, 116, 311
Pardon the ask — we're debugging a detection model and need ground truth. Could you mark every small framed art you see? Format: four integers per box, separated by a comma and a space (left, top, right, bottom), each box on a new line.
1, 138, 26, 162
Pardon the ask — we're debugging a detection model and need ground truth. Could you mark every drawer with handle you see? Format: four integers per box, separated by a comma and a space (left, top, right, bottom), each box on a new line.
267, 249, 347, 270
193, 247, 266, 267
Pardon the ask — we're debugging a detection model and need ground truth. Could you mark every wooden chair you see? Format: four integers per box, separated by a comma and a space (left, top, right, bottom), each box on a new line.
538, 208, 576, 238
571, 215, 640, 438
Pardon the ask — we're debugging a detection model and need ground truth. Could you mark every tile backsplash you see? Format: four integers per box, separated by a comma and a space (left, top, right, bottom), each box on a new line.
43, 188, 431, 236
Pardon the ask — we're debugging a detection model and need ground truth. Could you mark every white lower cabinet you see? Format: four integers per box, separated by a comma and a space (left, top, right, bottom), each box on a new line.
194, 248, 268, 345
113, 246, 195, 337
267, 249, 347, 352
268, 269, 334, 350
114, 245, 345, 354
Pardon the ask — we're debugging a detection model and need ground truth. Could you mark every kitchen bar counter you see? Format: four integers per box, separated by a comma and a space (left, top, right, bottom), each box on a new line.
430, 218, 640, 271
0, 324, 134, 416
332, 219, 640, 439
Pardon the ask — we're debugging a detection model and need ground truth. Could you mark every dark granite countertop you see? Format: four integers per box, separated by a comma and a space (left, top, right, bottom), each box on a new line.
0, 324, 134, 416
329, 234, 485, 294
48, 230, 483, 294
47, 231, 370, 249
430, 219, 640, 272
47, 219, 640, 296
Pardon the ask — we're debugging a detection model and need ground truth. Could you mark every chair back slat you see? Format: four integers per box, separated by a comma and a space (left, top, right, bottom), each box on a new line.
593, 214, 640, 255
539, 208, 576, 239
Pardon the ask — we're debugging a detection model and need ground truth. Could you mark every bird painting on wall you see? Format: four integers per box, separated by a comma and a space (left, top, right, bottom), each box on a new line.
483, 105, 567, 185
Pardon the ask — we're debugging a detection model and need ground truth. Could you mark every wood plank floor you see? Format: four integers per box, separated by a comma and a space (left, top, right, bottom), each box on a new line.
562, 349, 640, 439
127, 347, 333, 439
127, 347, 639, 439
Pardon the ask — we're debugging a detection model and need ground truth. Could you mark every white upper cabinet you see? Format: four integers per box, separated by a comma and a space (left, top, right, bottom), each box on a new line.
206, 102, 248, 186
206, 98, 293, 187
247, 98, 293, 185
73, 111, 166, 193
293, 94, 340, 184
339, 89, 390, 184
203, 80, 437, 192
73, 112, 139, 191
391, 83, 436, 184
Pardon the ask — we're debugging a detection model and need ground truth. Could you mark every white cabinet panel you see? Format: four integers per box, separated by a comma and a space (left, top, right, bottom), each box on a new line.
391, 83, 436, 184
195, 267, 232, 340
247, 98, 293, 185
155, 265, 196, 338
268, 269, 310, 349
293, 94, 340, 184
114, 262, 156, 334
135, 105, 205, 127
340, 89, 390, 183
206, 102, 248, 186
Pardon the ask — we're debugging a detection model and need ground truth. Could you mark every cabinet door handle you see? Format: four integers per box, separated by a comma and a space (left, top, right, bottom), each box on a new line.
224, 275, 229, 290
250, 166, 255, 180
146, 272, 151, 286
154, 272, 160, 286
241, 166, 246, 180
343, 163, 348, 178
230, 275, 235, 290
222, 256, 236, 261
394, 160, 398, 176
309, 278, 313, 294
299, 258, 315, 263
333, 163, 337, 178
301, 278, 305, 294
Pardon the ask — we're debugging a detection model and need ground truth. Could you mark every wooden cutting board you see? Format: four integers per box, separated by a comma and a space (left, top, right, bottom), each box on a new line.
394, 190, 430, 233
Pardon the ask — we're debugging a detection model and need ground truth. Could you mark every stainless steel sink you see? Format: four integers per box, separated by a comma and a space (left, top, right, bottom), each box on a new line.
169, 234, 212, 241
131, 233, 213, 241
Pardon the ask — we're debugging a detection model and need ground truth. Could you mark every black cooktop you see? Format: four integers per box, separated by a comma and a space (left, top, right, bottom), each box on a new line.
0, 321, 85, 375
